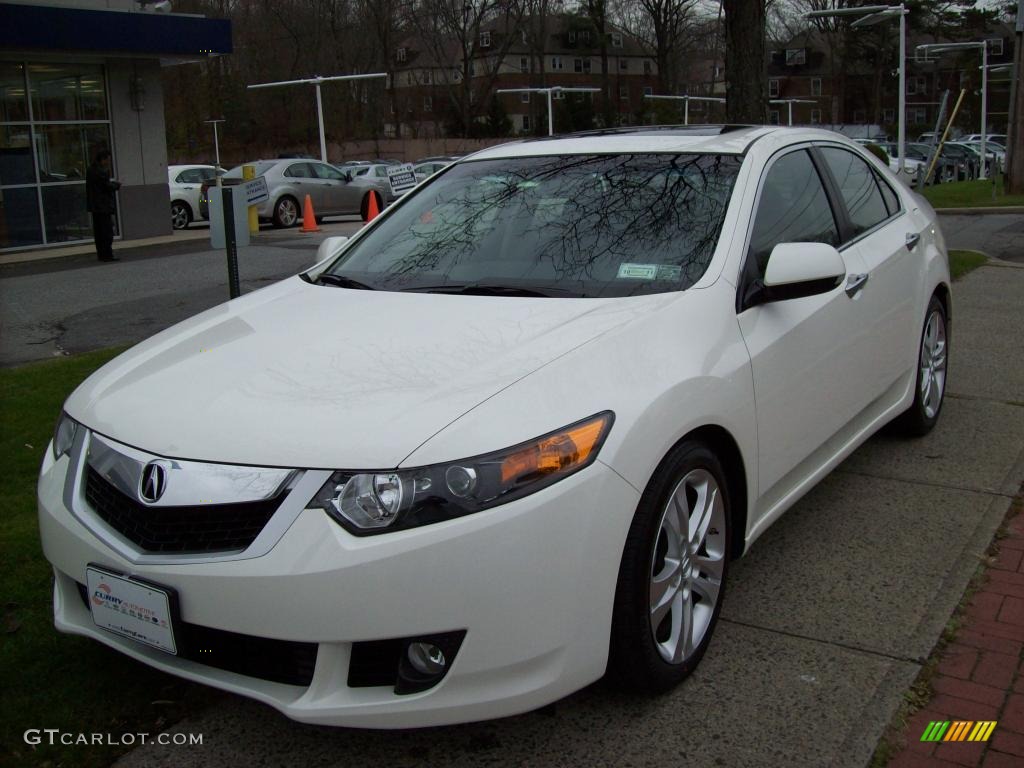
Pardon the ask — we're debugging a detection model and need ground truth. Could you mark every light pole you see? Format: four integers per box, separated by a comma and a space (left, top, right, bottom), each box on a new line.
805, 5, 908, 174
248, 73, 388, 162
204, 119, 225, 186
769, 98, 818, 126
495, 86, 601, 136
643, 94, 726, 125
917, 42, 991, 178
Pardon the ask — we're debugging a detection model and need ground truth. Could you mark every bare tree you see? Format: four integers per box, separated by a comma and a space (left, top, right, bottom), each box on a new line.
616, 0, 697, 93
723, 0, 766, 122
584, 0, 615, 126
406, 0, 527, 137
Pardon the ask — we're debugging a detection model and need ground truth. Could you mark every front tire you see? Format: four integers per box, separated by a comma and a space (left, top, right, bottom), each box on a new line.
893, 295, 948, 436
272, 196, 299, 228
608, 441, 731, 693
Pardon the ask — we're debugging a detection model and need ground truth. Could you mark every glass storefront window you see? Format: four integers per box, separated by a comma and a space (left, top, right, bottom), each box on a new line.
0, 187, 44, 249
42, 184, 90, 243
1, 61, 113, 250
0, 62, 28, 122
1, 124, 35, 185
34, 124, 108, 182
29, 64, 107, 122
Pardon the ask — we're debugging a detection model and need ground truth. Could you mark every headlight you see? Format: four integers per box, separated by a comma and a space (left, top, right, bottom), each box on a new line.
311, 412, 614, 535
52, 412, 78, 460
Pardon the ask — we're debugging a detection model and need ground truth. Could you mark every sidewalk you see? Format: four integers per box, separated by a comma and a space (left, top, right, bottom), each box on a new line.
888, 493, 1024, 768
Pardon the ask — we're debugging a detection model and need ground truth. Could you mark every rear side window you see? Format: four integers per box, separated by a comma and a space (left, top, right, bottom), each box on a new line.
748, 149, 839, 278
875, 171, 901, 217
175, 168, 205, 184
820, 147, 889, 238
285, 163, 312, 178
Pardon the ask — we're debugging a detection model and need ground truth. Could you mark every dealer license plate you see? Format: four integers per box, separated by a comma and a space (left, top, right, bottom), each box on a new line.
85, 566, 178, 654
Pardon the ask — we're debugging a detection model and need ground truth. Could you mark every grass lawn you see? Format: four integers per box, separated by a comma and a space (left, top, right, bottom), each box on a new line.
923, 178, 1024, 209
0, 348, 217, 768
949, 249, 988, 280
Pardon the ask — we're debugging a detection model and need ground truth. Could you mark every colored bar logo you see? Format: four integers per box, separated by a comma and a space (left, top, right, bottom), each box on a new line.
921, 721, 997, 742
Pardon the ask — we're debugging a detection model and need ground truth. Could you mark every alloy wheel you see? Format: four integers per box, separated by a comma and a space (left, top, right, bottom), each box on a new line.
649, 468, 727, 664
920, 309, 947, 419
171, 203, 189, 230
278, 198, 298, 227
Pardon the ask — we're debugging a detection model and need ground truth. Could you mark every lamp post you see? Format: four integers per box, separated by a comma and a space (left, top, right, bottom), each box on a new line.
804, 5, 908, 174
204, 119, 225, 186
643, 94, 726, 125
917, 42, 992, 178
496, 86, 601, 136
769, 98, 818, 126
248, 73, 388, 162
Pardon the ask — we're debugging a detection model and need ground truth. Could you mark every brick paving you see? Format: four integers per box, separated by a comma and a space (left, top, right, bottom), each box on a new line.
889, 499, 1024, 767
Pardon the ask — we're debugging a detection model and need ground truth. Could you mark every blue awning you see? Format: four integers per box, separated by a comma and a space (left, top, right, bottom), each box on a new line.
0, 3, 232, 57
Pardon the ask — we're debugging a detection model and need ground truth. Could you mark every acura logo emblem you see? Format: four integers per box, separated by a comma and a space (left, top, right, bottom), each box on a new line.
139, 461, 169, 503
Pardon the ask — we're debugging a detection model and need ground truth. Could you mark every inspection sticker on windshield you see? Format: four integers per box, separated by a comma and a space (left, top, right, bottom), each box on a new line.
618, 263, 657, 279
617, 264, 682, 280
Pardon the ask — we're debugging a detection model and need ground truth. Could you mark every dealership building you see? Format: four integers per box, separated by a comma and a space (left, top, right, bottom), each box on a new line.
0, 1, 230, 252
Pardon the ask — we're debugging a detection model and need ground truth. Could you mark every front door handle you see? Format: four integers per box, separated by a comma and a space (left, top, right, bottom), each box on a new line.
906, 232, 921, 251
845, 272, 869, 298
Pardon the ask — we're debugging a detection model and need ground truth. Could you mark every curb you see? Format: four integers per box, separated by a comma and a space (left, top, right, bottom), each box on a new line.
936, 207, 1024, 215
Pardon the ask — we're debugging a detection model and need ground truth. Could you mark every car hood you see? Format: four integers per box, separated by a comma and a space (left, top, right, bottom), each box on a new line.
65, 277, 671, 469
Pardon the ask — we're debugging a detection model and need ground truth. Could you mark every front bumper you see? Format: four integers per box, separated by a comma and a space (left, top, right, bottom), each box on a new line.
38, 441, 639, 728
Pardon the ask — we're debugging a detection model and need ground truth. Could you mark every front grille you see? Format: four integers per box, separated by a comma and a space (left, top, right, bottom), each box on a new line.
84, 465, 281, 554
76, 583, 317, 687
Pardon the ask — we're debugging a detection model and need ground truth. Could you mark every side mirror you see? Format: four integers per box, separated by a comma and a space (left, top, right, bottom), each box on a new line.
306, 236, 349, 278
343, 172, 353, 182
754, 242, 846, 305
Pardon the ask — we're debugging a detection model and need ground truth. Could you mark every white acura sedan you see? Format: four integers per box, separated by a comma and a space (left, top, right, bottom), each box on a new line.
39, 126, 949, 728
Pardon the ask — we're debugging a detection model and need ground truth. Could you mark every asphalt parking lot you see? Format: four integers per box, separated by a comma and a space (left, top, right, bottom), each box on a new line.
938, 212, 1024, 263
2, 221, 1022, 767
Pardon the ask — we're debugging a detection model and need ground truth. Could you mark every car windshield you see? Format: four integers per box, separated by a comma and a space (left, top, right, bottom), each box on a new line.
324, 153, 741, 298
224, 161, 277, 178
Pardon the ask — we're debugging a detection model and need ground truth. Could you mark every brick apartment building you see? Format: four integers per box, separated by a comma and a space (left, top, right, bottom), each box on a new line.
385, 13, 660, 137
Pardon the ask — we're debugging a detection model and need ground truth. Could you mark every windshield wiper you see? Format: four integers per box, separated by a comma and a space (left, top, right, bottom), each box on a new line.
402, 283, 578, 298
314, 273, 375, 290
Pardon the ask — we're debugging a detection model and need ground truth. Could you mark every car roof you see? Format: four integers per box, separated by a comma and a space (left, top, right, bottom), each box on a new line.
464, 125, 867, 161
168, 164, 215, 171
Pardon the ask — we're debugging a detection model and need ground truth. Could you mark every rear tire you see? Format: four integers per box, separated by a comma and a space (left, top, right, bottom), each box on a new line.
170, 201, 191, 230
360, 190, 383, 222
272, 196, 299, 228
893, 295, 948, 436
608, 440, 731, 693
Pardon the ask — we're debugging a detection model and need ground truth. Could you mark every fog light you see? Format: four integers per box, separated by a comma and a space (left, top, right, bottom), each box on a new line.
407, 642, 447, 675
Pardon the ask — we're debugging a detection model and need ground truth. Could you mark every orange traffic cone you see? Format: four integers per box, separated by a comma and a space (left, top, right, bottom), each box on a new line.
301, 194, 320, 233
364, 191, 380, 223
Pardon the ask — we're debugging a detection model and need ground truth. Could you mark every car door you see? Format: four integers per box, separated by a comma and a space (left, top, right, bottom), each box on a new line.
311, 162, 350, 215
283, 162, 320, 209
736, 147, 872, 504
174, 168, 205, 214
816, 145, 920, 398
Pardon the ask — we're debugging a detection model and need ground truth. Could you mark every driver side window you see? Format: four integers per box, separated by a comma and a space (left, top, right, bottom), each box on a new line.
748, 150, 839, 279
313, 163, 345, 181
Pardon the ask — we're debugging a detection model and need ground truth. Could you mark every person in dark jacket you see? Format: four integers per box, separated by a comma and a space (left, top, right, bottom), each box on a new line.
86, 150, 121, 262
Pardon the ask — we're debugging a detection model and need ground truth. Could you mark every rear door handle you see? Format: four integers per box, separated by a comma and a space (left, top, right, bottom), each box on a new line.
906, 232, 921, 251
845, 272, 869, 298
